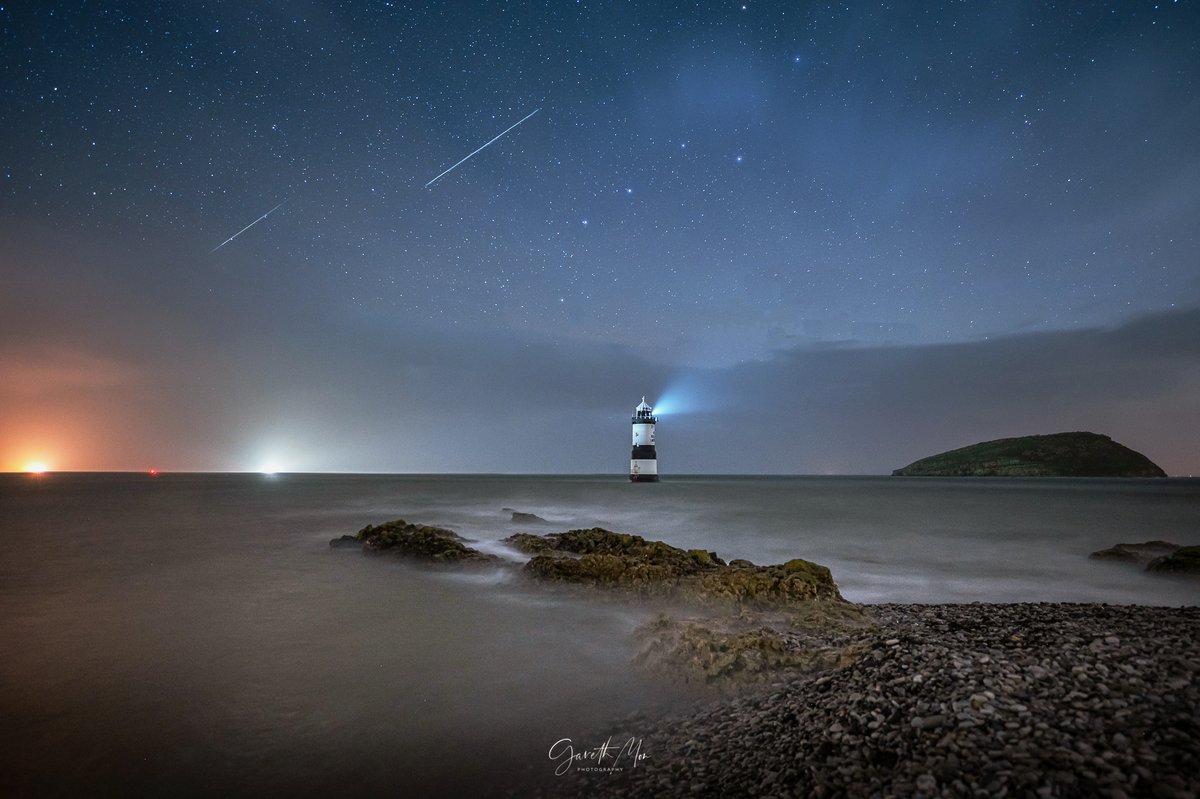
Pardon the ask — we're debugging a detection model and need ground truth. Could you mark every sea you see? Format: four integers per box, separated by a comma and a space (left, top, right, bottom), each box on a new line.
2, 473, 1197, 796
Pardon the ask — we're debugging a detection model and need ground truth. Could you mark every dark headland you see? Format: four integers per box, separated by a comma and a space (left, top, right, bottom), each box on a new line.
892, 432, 1167, 477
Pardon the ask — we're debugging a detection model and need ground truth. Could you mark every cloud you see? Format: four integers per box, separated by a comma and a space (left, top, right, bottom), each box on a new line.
1, 218, 1196, 476
666, 307, 1200, 475
225, 306, 1200, 475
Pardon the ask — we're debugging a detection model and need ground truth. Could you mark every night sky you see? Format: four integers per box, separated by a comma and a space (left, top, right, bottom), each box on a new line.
2, 1, 1198, 474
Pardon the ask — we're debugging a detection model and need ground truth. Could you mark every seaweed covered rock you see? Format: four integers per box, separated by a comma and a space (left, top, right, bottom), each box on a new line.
509, 528, 723, 563
348, 519, 499, 564
1146, 545, 1200, 576
503, 527, 843, 605
504, 532, 561, 555
692, 558, 840, 603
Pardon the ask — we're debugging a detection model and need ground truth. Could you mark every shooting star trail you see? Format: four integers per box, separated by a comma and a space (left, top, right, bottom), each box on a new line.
210, 201, 286, 253
425, 108, 540, 188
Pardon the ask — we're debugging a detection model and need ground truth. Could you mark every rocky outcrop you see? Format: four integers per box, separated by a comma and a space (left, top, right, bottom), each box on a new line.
503, 527, 844, 605
502, 527, 866, 684
1146, 545, 1200, 576
1089, 540, 1181, 565
893, 432, 1166, 477
337, 521, 863, 685
333, 519, 500, 564
1089, 541, 1199, 577
503, 507, 549, 523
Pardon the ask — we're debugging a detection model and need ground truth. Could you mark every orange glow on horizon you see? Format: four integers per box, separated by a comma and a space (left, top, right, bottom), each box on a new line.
24, 461, 51, 475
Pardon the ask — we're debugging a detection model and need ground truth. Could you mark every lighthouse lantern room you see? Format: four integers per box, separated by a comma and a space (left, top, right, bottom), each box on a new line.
630, 397, 659, 482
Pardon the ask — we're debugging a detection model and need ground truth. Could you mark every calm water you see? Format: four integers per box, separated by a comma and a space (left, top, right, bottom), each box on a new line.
1, 473, 1197, 796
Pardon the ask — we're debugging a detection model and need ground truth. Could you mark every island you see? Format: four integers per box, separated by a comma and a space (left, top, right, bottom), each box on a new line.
892, 431, 1166, 477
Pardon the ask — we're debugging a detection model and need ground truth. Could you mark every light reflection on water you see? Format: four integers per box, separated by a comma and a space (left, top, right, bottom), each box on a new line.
1, 473, 1197, 795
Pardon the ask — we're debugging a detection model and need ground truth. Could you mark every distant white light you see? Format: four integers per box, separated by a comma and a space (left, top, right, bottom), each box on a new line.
259, 465, 279, 476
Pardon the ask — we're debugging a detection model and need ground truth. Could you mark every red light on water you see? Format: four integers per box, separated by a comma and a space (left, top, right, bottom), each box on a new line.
148, 468, 160, 476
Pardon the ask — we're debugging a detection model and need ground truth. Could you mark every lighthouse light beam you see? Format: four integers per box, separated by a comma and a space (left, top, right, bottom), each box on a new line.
648, 393, 686, 417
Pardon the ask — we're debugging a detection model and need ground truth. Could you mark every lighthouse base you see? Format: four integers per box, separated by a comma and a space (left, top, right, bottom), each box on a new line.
630, 457, 658, 481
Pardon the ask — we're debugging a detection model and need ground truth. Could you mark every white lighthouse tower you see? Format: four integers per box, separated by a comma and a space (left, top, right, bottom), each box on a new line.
630, 397, 659, 482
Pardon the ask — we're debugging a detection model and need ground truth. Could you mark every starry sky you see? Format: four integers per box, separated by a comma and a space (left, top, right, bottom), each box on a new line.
2, 1, 1198, 474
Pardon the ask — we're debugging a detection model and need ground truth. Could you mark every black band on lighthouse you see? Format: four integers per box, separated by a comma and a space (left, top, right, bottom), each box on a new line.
631, 445, 657, 460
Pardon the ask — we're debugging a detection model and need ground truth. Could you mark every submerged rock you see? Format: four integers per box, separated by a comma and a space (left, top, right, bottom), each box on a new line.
635, 604, 875, 684
344, 519, 500, 564
1089, 540, 1181, 565
893, 432, 1166, 477
1146, 545, 1200, 576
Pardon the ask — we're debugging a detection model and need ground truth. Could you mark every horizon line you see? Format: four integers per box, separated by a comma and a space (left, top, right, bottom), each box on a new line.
3, 470, 1194, 478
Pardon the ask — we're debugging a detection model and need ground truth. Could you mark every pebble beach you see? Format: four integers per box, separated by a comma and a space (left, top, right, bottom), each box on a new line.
555, 602, 1200, 798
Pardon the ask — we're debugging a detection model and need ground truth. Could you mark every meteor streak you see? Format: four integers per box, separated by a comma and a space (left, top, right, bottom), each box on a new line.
210, 201, 286, 253
425, 108, 540, 188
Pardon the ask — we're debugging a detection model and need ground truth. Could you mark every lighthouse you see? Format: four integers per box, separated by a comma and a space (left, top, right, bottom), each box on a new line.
630, 397, 659, 482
